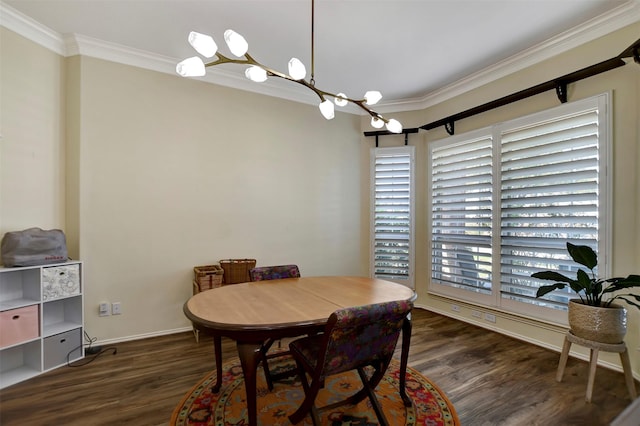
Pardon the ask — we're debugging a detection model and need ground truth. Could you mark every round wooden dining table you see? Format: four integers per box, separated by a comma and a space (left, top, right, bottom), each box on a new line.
184, 276, 416, 426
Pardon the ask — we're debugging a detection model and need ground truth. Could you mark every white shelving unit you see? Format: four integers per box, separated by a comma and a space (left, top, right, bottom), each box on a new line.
0, 261, 84, 389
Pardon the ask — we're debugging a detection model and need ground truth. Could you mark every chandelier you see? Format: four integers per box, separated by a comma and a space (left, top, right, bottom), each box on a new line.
176, 0, 402, 133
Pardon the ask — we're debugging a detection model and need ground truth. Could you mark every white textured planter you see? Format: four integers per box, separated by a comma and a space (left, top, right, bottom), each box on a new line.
568, 299, 627, 344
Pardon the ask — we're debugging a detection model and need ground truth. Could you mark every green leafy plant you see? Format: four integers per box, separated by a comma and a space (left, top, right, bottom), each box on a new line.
533, 242, 640, 309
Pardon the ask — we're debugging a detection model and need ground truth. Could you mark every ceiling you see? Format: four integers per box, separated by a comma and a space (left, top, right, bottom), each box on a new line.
3, 0, 638, 112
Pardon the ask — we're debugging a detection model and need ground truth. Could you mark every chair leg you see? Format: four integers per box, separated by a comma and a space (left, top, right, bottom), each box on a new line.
342, 362, 388, 407
357, 367, 389, 426
288, 378, 323, 425
261, 344, 274, 391
261, 338, 297, 390
309, 405, 321, 426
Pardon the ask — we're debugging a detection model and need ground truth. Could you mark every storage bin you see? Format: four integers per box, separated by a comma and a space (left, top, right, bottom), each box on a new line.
0, 305, 39, 348
219, 259, 256, 284
43, 328, 82, 370
42, 264, 80, 301
193, 265, 224, 291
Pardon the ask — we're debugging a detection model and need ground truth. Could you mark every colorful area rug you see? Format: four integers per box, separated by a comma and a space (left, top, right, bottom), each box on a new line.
171, 356, 459, 426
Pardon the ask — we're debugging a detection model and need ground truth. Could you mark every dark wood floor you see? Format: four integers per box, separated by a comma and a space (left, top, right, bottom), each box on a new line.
0, 308, 636, 425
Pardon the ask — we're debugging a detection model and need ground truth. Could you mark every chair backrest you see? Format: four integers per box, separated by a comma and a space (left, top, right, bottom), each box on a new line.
317, 300, 413, 377
249, 264, 301, 282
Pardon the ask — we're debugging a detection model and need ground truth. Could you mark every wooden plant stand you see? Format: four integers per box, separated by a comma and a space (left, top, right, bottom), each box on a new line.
556, 331, 637, 403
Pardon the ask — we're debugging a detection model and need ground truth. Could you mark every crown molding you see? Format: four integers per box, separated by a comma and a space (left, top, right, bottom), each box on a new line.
0, 1, 64, 55
2, 0, 639, 114
65, 32, 361, 112
383, 0, 640, 113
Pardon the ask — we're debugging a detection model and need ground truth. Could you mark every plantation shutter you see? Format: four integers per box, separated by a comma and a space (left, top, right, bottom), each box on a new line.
371, 147, 414, 288
430, 134, 493, 294
499, 104, 602, 310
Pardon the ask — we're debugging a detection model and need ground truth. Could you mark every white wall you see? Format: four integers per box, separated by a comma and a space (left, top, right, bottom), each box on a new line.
1, 28, 66, 232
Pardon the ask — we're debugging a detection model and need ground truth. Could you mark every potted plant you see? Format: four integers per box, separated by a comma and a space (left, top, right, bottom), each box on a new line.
533, 242, 640, 343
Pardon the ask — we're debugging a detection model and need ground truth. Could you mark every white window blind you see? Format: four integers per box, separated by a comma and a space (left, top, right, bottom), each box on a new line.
371, 146, 415, 288
431, 135, 493, 294
430, 133, 493, 295
500, 105, 602, 311
428, 94, 609, 321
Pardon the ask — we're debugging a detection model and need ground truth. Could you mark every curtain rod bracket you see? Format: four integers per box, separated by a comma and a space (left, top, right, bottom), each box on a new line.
634, 47, 640, 65
404, 133, 408, 145
375, 135, 379, 147
445, 121, 455, 136
555, 82, 568, 103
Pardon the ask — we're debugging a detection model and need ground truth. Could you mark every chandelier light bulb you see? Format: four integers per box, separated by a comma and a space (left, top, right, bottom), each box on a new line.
188, 31, 217, 58
288, 58, 306, 80
364, 91, 382, 105
319, 100, 335, 120
224, 29, 249, 57
371, 116, 385, 129
245, 66, 268, 82
176, 56, 206, 77
334, 93, 348, 107
385, 119, 403, 133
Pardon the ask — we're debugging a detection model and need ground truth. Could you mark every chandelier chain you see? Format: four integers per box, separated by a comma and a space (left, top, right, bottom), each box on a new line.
310, 0, 315, 87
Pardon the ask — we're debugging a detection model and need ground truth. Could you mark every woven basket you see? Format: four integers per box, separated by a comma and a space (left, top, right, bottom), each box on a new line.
568, 299, 627, 344
193, 265, 224, 292
219, 259, 256, 284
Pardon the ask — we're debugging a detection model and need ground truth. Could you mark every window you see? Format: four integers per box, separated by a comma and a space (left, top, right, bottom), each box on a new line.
430, 131, 494, 305
371, 146, 415, 289
428, 94, 610, 323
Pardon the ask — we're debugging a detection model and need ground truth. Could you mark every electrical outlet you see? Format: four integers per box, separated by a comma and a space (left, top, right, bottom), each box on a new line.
471, 310, 482, 318
99, 302, 110, 317
112, 302, 122, 315
451, 304, 461, 312
485, 313, 496, 323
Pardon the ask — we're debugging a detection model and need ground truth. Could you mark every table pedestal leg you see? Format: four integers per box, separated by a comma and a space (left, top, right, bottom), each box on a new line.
211, 335, 223, 393
237, 341, 264, 426
400, 314, 413, 407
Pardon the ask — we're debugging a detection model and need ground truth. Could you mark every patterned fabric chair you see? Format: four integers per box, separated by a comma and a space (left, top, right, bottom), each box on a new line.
249, 264, 302, 390
249, 264, 301, 281
288, 300, 414, 426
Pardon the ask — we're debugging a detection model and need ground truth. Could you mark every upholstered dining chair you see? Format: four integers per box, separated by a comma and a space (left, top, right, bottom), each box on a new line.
249, 264, 302, 390
249, 264, 301, 281
287, 299, 413, 426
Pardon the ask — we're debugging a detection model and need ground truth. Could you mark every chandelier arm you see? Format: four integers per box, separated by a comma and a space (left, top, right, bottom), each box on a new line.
351, 100, 388, 122
315, 91, 388, 122
197, 52, 392, 126
203, 53, 254, 67
220, 53, 327, 102
308, 87, 388, 122
267, 71, 327, 101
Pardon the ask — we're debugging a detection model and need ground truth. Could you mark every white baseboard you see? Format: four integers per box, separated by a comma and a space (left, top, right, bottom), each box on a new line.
91, 326, 193, 346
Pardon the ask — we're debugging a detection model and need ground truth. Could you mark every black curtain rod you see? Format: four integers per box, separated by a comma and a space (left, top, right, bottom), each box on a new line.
419, 57, 624, 134
363, 128, 419, 137
363, 38, 639, 138
420, 37, 639, 135
364, 128, 418, 147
